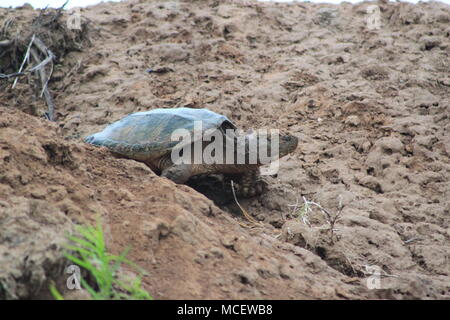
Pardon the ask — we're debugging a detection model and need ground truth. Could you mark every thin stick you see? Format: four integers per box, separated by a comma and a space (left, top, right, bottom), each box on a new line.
58, 0, 69, 12
289, 195, 344, 243
30, 48, 55, 121
0, 39, 11, 47
33, 37, 55, 57
404, 237, 421, 244
0, 50, 54, 80
1, 17, 14, 35
40, 55, 53, 97
12, 34, 35, 89
230, 180, 263, 227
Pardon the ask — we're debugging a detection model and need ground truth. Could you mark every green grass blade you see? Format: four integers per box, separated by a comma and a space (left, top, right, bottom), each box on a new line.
49, 282, 64, 300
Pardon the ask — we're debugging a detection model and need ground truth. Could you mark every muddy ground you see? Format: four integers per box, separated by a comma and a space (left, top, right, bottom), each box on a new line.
0, 0, 449, 299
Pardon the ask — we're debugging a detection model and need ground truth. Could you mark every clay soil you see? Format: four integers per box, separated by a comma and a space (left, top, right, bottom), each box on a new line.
0, 0, 449, 299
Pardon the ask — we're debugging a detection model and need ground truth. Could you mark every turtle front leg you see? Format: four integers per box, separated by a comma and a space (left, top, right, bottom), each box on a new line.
161, 163, 193, 184
228, 170, 267, 198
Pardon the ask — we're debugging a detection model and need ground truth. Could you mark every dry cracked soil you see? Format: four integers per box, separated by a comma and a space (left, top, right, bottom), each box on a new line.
0, 0, 449, 299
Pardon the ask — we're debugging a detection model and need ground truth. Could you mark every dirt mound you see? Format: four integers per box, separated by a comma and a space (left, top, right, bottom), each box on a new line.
0, 108, 367, 299
0, 0, 449, 299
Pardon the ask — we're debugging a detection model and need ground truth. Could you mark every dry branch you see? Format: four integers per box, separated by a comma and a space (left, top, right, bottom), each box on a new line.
289, 195, 345, 243
12, 34, 35, 88
0, 33, 57, 121
30, 46, 55, 121
0, 2, 89, 121
0, 39, 12, 47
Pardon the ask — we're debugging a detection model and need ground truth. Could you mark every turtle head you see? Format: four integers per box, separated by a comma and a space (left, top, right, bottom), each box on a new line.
278, 133, 298, 158
246, 131, 298, 163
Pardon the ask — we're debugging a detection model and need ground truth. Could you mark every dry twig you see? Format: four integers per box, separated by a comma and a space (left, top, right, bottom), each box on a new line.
12, 34, 35, 88
230, 180, 264, 228
30, 46, 55, 121
289, 195, 345, 243
0, 32, 57, 121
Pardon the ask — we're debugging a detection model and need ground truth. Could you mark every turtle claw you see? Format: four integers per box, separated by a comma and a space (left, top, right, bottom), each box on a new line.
230, 178, 267, 198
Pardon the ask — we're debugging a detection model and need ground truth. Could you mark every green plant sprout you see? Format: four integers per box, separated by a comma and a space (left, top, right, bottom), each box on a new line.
50, 219, 152, 300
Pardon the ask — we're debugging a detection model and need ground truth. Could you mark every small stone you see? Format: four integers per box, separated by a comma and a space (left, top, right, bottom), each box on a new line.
345, 115, 360, 126
221, 234, 237, 249
210, 247, 224, 259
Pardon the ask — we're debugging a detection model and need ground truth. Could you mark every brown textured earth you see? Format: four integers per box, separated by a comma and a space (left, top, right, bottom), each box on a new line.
0, 0, 449, 300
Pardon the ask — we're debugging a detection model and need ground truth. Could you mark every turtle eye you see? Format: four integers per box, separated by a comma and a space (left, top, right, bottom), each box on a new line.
222, 121, 235, 131
283, 135, 293, 142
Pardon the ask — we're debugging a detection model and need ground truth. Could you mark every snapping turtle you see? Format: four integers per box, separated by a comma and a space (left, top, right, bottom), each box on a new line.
84, 108, 298, 197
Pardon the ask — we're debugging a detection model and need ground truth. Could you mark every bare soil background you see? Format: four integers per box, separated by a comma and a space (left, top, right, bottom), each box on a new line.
0, 0, 449, 299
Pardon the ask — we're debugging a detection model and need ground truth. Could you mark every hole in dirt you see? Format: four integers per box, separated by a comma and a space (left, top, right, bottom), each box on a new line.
329, 261, 360, 277
238, 275, 251, 285
313, 247, 364, 278
186, 174, 276, 226
186, 174, 235, 207
316, 246, 327, 259
42, 143, 75, 168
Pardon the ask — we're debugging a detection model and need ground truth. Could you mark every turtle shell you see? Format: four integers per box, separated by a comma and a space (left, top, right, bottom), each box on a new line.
84, 108, 236, 160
